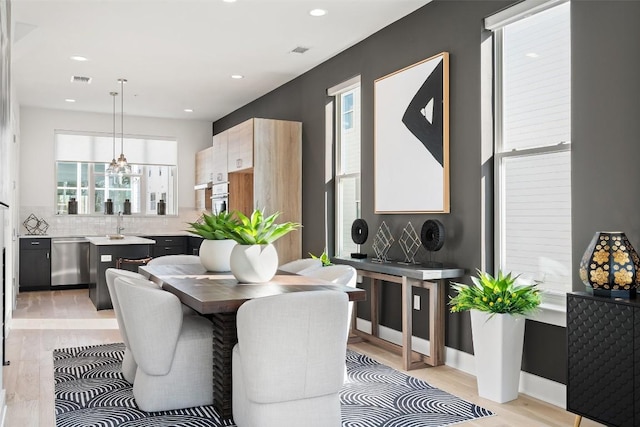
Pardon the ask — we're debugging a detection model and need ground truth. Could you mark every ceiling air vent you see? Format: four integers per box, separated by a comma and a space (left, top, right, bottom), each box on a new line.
70, 75, 92, 84
290, 46, 309, 54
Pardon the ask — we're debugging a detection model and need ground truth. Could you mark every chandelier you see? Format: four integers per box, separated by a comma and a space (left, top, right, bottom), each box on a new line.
115, 78, 131, 174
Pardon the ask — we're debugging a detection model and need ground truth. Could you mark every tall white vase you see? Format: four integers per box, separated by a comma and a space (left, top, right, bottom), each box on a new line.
470, 310, 526, 403
199, 239, 236, 272
230, 243, 279, 283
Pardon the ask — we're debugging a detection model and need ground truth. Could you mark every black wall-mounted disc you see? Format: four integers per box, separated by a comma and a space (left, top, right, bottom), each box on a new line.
421, 219, 445, 252
351, 219, 369, 245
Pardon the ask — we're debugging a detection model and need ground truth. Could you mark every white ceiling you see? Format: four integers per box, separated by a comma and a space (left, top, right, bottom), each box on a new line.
11, 0, 431, 122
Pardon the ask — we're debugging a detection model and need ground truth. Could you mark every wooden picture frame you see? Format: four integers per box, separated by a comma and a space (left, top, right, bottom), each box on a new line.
374, 52, 450, 213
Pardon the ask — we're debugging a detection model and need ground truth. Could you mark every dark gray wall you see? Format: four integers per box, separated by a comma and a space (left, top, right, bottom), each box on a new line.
571, 1, 640, 291
213, 0, 640, 385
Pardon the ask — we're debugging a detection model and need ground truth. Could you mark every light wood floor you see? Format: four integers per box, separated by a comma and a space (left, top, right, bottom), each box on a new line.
4, 289, 602, 427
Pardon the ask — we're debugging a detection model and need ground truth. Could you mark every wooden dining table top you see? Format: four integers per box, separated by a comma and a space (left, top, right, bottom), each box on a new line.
139, 263, 367, 315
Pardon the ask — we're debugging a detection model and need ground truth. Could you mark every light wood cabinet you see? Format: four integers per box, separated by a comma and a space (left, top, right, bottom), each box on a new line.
195, 146, 213, 211
226, 118, 302, 264
212, 131, 228, 184
227, 119, 254, 172
195, 146, 213, 185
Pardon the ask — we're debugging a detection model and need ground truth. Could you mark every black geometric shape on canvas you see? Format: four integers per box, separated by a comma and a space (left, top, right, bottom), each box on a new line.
401, 59, 444, 166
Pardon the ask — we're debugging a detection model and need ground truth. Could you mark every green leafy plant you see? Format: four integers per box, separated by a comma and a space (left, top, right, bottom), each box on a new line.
309, 250, 332, 266
449, 270, 541, 315
186, 211, 238, 240
224, 209, 301, 245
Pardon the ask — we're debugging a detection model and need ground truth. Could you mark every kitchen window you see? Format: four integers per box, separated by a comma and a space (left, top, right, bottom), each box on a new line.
54, 132, 177, 215
487, 0, 571, 320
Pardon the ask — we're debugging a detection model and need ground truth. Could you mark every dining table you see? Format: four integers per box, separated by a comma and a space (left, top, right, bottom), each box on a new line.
138, 263, 367, 419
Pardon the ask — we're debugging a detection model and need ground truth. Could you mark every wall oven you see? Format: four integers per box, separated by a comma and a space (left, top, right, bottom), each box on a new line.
211, 183, 228, 214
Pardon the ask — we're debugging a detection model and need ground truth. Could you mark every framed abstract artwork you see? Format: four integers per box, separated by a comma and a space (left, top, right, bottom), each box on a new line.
374, 52, 450, 213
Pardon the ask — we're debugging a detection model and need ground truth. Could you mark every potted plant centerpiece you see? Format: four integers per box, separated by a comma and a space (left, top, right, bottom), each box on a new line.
225, 209, 301, 283
449, 270, 541, 403
186, 211, 238, 272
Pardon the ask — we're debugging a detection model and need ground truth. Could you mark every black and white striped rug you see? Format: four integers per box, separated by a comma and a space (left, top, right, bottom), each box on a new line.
54, 343, 493, 427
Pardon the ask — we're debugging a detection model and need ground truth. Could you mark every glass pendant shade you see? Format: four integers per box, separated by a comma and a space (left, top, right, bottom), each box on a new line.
115, 78, 131, 175
106, 91, 118, 175
579, 231, 640, 298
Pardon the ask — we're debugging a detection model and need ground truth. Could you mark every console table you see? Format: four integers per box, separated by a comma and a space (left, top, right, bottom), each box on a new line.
332, 257, 463, 370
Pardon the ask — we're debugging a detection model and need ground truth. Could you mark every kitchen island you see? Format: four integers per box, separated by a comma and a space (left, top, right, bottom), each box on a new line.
87, 236, 156, 310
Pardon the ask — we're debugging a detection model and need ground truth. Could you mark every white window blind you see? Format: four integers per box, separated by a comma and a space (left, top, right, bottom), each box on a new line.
494, 1, 571, 294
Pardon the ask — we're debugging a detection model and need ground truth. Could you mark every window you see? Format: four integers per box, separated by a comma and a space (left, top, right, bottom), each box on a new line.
329, 77, 361, 257
490, 1, 571, 295
54, 132, 178, 215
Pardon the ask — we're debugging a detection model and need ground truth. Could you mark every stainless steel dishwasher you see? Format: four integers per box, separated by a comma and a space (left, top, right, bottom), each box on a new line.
51, 237, 90, 286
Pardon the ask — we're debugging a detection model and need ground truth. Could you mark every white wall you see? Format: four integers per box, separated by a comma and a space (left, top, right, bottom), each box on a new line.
19, 106, 212, 235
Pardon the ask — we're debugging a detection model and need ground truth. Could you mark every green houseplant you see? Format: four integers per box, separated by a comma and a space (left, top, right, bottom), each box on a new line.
309, 250, 332, 267
186, 211, 239, 272
226, 209, 301, 283
449, 270, 541, 315
449, 270, 541, 403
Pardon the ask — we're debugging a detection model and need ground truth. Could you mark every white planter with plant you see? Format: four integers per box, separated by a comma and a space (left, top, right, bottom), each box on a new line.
449, 270, 541, 403
225, 209, 300, 283
186, 211, 237, 272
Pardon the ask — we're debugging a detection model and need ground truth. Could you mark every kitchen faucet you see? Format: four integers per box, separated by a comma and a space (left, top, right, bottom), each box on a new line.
116, 211, 125, 235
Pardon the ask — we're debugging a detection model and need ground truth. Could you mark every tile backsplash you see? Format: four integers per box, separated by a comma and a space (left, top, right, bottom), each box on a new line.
19, 206, 204, 237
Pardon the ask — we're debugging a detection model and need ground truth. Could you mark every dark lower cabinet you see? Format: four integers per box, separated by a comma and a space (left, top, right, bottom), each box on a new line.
188, 236, 204, 255
19, 237, 51, 291
567, 292, 639, 426
148, 236, 188, 258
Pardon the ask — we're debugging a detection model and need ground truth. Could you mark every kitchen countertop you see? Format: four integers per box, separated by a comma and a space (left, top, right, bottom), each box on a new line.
85, 236, 156, 246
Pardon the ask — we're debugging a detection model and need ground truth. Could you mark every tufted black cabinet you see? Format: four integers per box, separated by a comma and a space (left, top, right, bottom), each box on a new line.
567, 292, 639, 426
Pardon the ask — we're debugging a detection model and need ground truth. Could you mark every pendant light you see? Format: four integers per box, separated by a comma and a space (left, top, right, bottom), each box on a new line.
116, 78, 132, 174
105, 91, 118, 174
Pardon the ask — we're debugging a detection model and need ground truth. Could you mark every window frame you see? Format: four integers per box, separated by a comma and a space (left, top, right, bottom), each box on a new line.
489, 1, 571, 326
329, 77, 362, 258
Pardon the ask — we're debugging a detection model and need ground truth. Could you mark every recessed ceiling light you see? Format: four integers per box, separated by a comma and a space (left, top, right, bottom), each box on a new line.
526, 52, 540, 58
309, 9, 327, 17
223, 0, 236, 3
184, 108, 193, 113
65, 99, 76, 103
231, 75, 244, 79
70, 55, 88, 62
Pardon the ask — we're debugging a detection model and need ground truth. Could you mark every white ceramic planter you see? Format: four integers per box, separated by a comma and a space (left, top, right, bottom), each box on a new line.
230, 243, 279, 283
470, 310, 526, 403
199, 239, 236, 272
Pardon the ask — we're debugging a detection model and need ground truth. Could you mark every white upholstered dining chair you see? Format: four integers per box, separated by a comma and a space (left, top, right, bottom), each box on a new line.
114, 275, 214, 412
278, 258, 322, 275
232, 290, 348, 427
147, 254, 202, 266
105, 268, 149, 383
303, 264, 358, 338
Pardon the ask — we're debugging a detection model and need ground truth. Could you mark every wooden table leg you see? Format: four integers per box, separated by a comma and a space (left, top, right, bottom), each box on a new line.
401, 276, 412, 370
573, 415, 582, 427
208, 312, 237, 420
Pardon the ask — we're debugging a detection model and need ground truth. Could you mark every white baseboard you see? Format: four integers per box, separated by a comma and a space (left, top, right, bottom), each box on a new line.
355, 318, 566, 408
0, 389, 7, 427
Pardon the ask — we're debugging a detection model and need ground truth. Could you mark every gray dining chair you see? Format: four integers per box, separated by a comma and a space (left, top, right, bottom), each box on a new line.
114, 275, 214, 412
232, 290, 348, 427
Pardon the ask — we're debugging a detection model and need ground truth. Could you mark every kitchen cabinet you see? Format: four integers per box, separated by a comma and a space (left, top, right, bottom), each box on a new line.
19, 237, 51, 291
212, 131, 228, 184
149, 235, 188, 257
188, 236, 204, 255
195, 147, 213, 211
567, 292, 640, 426
87, 236, 155, 310
227, 119, 254, 172
225, 118, 302, 264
